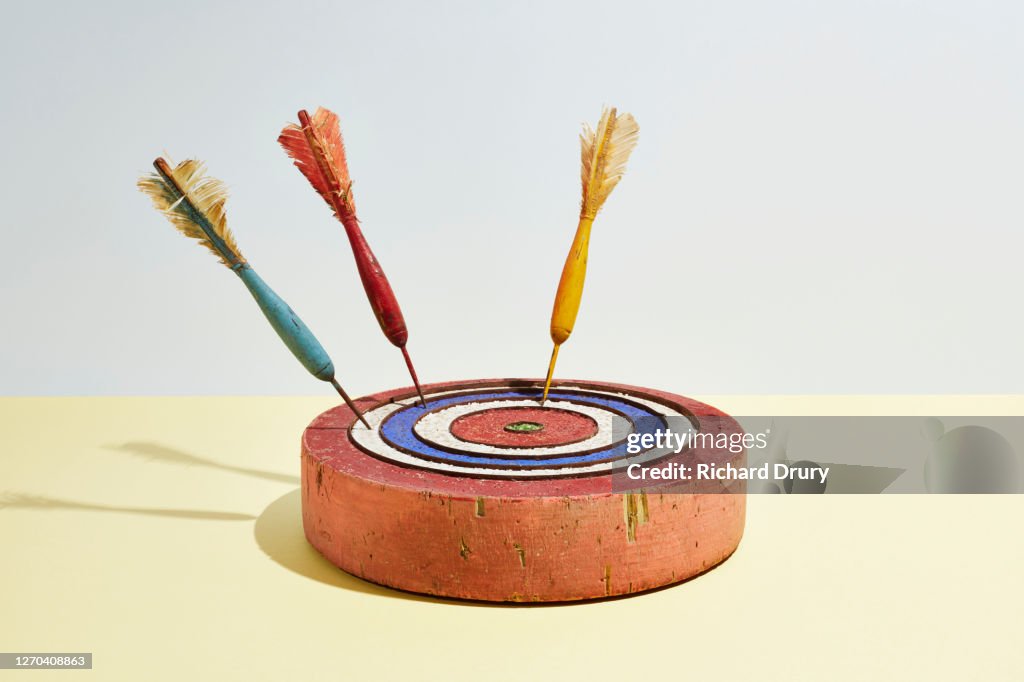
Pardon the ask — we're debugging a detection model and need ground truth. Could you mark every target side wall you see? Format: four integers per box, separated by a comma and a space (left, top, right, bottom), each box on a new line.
301, 451, 745, 602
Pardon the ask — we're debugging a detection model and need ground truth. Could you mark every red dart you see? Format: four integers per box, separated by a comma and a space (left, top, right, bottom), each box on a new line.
279, 107, 427, 407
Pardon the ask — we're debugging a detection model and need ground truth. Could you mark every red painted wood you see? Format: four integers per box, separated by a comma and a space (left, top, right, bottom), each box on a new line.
449, 406, 598, 447
302, 379, 746, 602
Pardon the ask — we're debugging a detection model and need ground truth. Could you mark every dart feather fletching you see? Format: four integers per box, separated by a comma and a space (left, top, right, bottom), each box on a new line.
138, 159, 245, 267
580, 108, 640, 219
278, 107, 357, 221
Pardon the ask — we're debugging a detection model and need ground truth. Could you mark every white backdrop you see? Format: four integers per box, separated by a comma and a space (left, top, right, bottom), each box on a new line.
1, 0, 1021, 395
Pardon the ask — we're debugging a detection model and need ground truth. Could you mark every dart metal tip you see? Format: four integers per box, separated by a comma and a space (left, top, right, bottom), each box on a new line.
540, 344, 560, 406
330, 377, 370, 429
400, 346, 427, 408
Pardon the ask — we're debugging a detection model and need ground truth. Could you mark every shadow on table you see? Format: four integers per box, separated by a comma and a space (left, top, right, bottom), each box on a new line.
0, 492, 256, 521
254, 489, 444, 603
104, 441, 299, 485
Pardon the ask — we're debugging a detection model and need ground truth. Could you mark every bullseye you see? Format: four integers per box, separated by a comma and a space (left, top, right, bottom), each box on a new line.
504, 421, 543, 433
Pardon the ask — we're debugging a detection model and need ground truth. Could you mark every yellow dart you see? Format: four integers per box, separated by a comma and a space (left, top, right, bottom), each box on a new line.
541, 107, 639, 404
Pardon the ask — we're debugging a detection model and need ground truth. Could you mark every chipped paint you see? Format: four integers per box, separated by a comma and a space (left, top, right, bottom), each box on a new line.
623, 491, 650, 543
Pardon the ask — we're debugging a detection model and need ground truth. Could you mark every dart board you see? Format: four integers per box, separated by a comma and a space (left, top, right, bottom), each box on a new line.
301, 379, 746, 602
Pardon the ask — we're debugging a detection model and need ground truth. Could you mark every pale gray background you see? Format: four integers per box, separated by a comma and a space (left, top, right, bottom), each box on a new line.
1, 0, 1021, 396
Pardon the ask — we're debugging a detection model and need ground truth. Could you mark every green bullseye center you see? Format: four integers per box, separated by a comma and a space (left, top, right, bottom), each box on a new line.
504, 421, 545, 433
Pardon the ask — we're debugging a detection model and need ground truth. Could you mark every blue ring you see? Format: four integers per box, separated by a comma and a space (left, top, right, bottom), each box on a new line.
379, 390, 666, 468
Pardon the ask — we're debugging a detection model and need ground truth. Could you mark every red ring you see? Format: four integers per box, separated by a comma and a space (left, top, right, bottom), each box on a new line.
449, 406, 599, 448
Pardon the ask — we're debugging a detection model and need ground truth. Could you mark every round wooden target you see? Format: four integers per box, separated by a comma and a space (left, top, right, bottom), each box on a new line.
301, 379, 746, 602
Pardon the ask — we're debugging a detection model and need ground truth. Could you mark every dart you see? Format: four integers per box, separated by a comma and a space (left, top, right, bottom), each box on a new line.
278, 107, 428, 407
138, 157, 370, 428
541, 107, 639, 404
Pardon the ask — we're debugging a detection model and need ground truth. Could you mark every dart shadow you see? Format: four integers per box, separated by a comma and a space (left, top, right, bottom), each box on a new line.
0, 441, 288, 522
103, 441, 300, 485
0, 492, 256, 521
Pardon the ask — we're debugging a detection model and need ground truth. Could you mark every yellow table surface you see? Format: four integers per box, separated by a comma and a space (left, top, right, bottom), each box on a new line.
2, 396, 1022, 681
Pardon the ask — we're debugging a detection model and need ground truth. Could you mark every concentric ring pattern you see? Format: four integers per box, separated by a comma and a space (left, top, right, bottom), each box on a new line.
348, 386, 696, 478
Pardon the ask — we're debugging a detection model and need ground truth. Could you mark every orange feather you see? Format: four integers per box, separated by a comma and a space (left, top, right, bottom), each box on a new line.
278, 107, 357, 222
